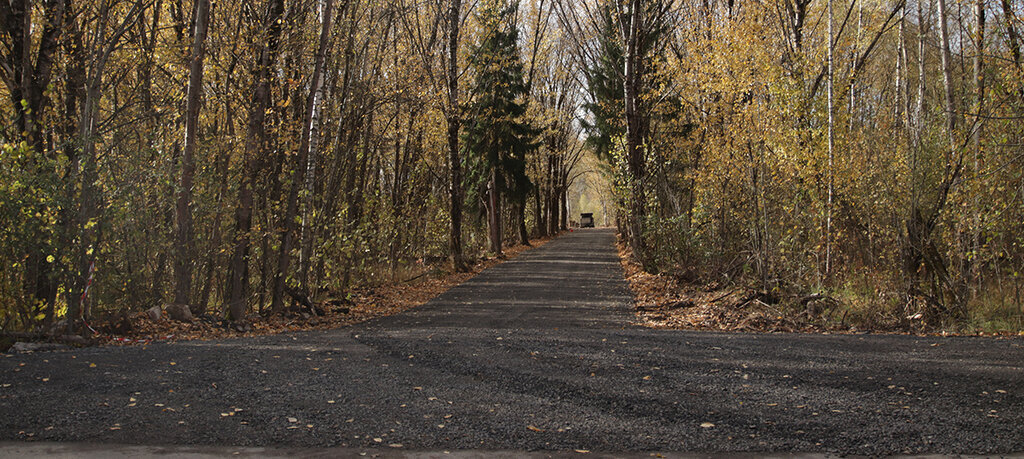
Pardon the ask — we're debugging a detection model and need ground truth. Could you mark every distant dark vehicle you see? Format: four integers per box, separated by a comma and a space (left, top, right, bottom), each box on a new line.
580, 213, 594, 228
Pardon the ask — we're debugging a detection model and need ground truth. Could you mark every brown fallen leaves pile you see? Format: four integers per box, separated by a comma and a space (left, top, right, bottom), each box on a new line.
97, 236, 556, 346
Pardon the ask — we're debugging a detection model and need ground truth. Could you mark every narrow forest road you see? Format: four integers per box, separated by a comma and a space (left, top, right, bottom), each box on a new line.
2, 228, 1023, 456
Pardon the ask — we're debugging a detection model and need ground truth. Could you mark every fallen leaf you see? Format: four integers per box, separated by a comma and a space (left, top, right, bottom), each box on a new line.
575, 450, 590, 454
527, 425, 544, 432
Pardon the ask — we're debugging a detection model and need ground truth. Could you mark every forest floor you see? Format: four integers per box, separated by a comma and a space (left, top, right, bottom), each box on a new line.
2, 228, 1022, 455
617, 239, 1024, 338
87, 235, 559, 347
618, 240, 848, 335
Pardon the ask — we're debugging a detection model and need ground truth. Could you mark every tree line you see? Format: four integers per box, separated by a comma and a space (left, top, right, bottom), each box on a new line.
0, 0, 587, 334
561, 0, 1023, 328
4, 0, 1022, 334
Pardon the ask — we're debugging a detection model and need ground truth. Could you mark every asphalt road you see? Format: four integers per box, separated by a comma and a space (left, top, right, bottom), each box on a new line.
2, 228, 1023, 456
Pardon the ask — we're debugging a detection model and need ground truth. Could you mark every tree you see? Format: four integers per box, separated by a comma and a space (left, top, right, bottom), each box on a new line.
225, 0, 286, 321
174, 0, 211, 309
67, 0, 147, 330
0, 0, 68, 315
580, 6, 624, 163
558, 0, 672, 269
464, 0, 537, 256
448, 0, 469, 271
616, 0, 672, 271
1, 0, 1022, 336
272, 0, 336, 314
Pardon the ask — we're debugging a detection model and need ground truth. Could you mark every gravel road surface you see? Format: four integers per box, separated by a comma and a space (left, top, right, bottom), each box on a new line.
2, 228, 1022, 455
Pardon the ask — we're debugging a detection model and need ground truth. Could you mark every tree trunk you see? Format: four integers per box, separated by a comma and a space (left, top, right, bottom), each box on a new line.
1002, 0, 1022, 72
173, 0, 210, 307
226, 0, 285, 320
533, 183, 545, 237
448, 0, 468, 271
904, 0, 928, 299
547, 155, 560, 236
57, 15, 85, 328
619, 0, 650, 269
560, 186, 568, 230
968, 0, 985, 289
272, 0, 329, 312
517, 196, 530, 246
897, 3, 909, 132
826, 0, 834, 277
299, 0, 335, 292
916, 0, 927, 151
487, 167, 503, 255
936, 0, 958, 154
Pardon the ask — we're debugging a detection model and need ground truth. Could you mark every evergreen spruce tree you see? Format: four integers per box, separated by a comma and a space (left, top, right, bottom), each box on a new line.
464, 0, 538, 256
583, 4, 672, 164
582, 5, 625, 164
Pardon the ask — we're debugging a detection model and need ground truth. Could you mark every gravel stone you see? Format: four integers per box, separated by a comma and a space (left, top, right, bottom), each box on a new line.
1, 229, 1021, 455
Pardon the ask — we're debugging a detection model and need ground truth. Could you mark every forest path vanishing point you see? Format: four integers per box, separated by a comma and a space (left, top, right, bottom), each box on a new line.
2, 228, 1023, 456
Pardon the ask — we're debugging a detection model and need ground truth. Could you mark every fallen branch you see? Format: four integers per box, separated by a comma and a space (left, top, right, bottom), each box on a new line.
284, 285, 325, 316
